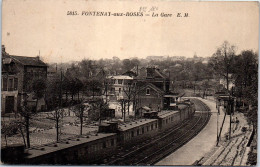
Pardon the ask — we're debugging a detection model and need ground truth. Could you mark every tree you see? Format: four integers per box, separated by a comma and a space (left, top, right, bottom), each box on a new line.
85, 79, 103, 98
88, 99, 109, 124
122, 59, 132, 71
46, 72, 63, 110
2, 121, 17, 146
201, 80, 210, 98
233, 50, 258, 106
122, 81, 138, 115
72, 103, 86, 135
32, 78, 47, 110
209, 41, 236, 92
118, 99, 127, 122
75, 78, 84, 101
79, 59, 95, 79
47, 108, 64, 142
18, 99, 37, 148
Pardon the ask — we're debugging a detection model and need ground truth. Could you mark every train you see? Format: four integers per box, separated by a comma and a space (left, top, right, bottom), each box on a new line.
21, 100, 195, 164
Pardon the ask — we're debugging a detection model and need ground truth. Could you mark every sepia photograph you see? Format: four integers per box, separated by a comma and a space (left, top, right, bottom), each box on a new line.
1, 0, 259, 165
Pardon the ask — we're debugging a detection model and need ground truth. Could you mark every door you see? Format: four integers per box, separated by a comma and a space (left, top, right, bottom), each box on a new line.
5, 96, 14, 113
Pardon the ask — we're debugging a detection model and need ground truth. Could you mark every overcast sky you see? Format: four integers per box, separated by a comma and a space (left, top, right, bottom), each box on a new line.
2, 0, 259, 63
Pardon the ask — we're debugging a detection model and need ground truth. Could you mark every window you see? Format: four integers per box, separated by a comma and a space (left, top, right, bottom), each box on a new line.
2, 77, 7, 91
111, 139, 114, 146
119, 88, 121, 93
118, 79, 123, 84
131, 131, 134, 137
137, 129, 140, 135
14, 78, 18, 90
147, 126, 149, 131
142, 127, 144, 134
8, 78, 13, 91
103, 142, 106, 148
155, 123, 157, 128
151, 124, 153, 130
146, 88, 150, 95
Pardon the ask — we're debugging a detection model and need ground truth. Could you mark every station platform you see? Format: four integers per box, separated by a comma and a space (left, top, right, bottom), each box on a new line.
156, 97, 230, 165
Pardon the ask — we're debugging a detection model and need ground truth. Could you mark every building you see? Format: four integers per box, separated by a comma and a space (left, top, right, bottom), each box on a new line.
136, 67, 180, 111
137, 82, 164, 111
219, 74, 235, 91
146, 56, 165, 61
2, 51, 19, 114
1, 45, 48, 114
106, 75, 134, 101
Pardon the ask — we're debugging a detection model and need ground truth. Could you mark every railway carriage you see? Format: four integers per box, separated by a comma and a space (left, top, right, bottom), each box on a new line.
25, 133, 117, 164
117, 119, 158, 145
17, 100, 197, 165
158, 111, 180, 130
117, 119, 158, 146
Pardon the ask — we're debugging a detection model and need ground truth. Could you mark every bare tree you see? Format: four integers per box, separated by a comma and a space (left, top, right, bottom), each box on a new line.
18, 103, 37, 148
47, 108, 64, 142
118, 99, 127, 122
72, 103, 86, 135
88, 99, 109, 124
123, 84, 133, 115
209, 41, 236, 92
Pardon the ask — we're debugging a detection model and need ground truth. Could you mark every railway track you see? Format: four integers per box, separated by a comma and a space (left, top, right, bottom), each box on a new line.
102, 98, 211, 165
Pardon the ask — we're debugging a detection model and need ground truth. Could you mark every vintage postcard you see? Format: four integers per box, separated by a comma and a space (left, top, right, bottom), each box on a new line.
1, 0, 259, 165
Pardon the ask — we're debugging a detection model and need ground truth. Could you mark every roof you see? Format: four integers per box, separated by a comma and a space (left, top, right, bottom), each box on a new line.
141, 106, 151, 111
2, 58, 13, 64
154, 69, 169, 78
144, 83, 164, 94
107, 75, 133, 80
10, 55, 47, 67
26, 133, 116, 159
122, 71, 137, 77
158, 110, 179, 118
164, 92, 179, 97
118, 119, 157, 131
177, 104, 188, 110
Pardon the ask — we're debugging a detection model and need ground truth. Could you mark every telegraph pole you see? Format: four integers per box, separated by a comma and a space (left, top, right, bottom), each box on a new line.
216, 104, 219, 146
60, 69, 63, 108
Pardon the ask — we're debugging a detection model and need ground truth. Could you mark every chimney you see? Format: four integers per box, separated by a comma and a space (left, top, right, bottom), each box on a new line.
2, 45, 5, 53
146, 67, 156, 79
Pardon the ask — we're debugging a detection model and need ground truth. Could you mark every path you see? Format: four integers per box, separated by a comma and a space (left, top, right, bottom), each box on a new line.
156, 97, 230, 165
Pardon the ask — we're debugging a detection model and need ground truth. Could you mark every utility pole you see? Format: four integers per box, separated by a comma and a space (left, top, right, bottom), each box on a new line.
216, 104, 219, 146
105, 80, 108, 103
60, 69, 63, 108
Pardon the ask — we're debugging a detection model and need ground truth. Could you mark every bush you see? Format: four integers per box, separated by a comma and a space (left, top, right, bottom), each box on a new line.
247, 151, 257, 165
241, 127, 247, 132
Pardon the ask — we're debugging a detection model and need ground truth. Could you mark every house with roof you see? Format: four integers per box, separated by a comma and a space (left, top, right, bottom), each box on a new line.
105, 75, 134, 101
136, 67, 180, 111
1, 45, 48, 114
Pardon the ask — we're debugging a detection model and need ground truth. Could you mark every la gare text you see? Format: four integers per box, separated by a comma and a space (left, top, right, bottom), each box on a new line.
67, 11, 189, 17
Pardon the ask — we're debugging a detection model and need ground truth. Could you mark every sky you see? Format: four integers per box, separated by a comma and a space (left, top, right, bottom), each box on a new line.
2, 0, 259, 63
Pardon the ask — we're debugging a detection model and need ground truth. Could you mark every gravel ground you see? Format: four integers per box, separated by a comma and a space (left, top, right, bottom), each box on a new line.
1, 114, 98, 147
202, 112, 252, 166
